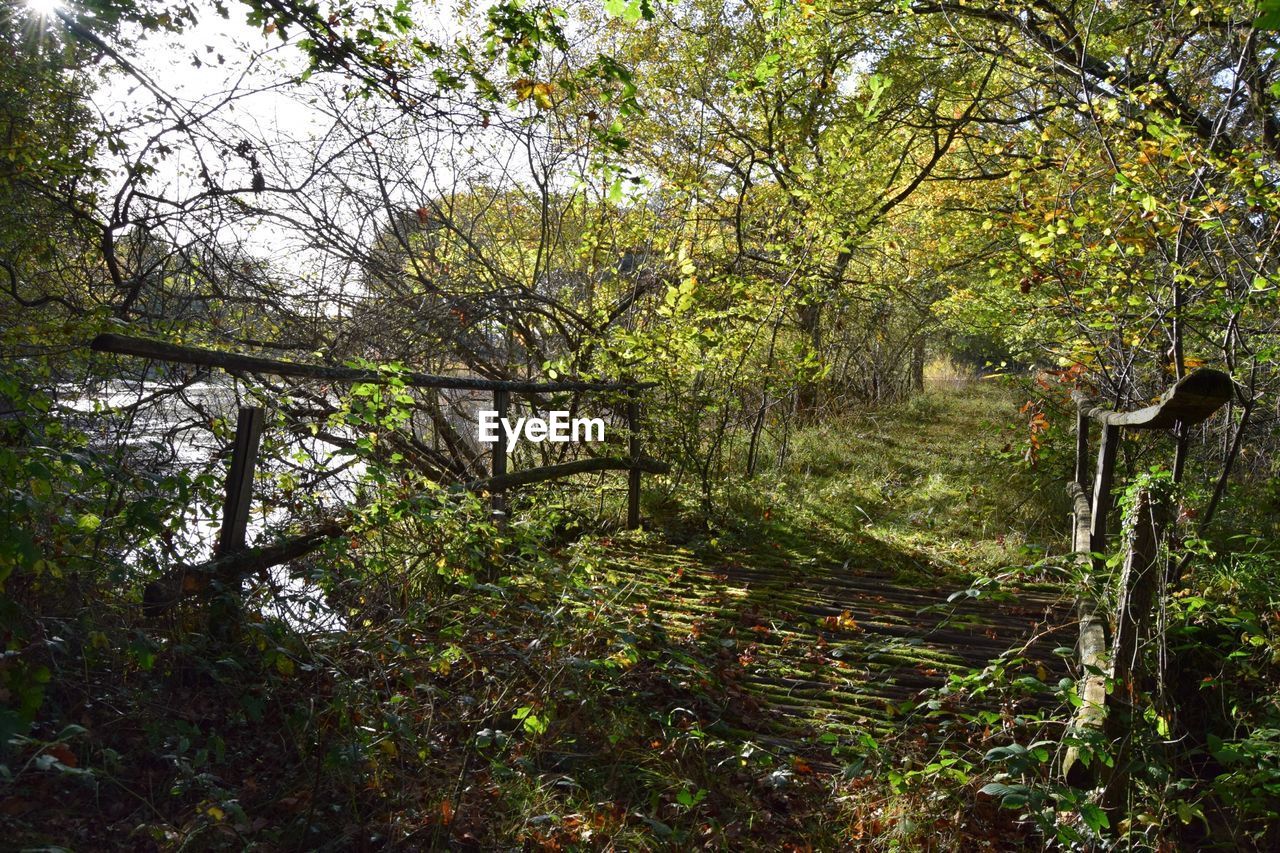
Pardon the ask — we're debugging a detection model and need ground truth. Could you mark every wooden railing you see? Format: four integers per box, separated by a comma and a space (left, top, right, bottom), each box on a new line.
89, 333, 667, 615
1059, 368, 1234, 803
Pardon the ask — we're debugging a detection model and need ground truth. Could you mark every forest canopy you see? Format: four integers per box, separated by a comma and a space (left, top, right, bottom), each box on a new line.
5, 0, 1280, 848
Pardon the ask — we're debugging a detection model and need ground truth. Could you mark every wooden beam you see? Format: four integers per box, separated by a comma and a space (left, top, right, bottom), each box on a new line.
1069, 481, 1093, 557
1102, 487, 1165, 818
91, 333, 654, 393
1075, 368, 1233, 430
144, 519, 347, 616
1074, 410, 1090, 493
1110, 490, 1162, 697
1089, 423, 1120, 573
466, 456, 669, 493
1063, 480, 1107, 788
217, 407, 265, 558
491, 389, 509, 518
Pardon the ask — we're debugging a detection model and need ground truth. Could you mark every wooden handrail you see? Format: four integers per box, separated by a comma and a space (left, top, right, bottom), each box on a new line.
1062, 367, 1234, 801
91, 333, 654, 394
1062, 480, 1107, 787
467, 455, 668, 493
95, 332, 668, 615
1074, 368, 1234, 430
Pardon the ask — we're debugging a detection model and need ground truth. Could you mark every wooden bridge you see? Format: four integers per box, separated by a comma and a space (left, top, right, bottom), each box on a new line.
602, 540, 1074, 751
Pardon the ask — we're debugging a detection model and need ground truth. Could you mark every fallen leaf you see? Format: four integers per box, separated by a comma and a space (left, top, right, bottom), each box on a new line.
46, 743, 77, 768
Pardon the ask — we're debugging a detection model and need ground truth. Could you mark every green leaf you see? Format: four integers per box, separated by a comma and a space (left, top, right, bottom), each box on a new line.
514, 705, 549, 735
978, 781, 1030, 807
1079, 802, 1109, 833
752, 53, 781, 84
984, 743, 1028, 761
607, 178, 625, 204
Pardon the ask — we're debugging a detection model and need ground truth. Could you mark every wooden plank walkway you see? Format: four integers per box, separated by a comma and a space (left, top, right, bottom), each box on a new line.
599, 541, 1075, 748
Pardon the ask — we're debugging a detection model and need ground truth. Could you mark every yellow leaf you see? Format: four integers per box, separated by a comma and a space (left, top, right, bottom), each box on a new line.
532, 82, 555, 110
514, 79, 555, 109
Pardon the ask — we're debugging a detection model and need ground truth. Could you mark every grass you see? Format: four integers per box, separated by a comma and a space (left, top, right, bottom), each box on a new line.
714, 381, 1063, 581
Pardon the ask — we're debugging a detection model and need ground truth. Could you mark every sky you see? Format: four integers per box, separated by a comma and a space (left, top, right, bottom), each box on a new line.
86, 5, 362, 264
59, 0, 617, 292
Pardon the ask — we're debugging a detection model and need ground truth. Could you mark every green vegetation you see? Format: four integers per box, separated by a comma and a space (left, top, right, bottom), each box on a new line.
3, 383, 1067, 849
7, 0, 1280, 848
714, 381, 1052, 574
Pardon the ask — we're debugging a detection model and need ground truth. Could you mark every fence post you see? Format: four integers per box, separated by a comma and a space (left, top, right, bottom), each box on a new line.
1074, 410, 1090, 492
492, 389, 509, 519
211, 405, 263, 636
217, 406, 265, 559
1102, 487, 1163, 816
1110, 489, 1162, 703
626, 393, 641, 530
1089, 423, 1119, 572
1063, 481, 1106, 787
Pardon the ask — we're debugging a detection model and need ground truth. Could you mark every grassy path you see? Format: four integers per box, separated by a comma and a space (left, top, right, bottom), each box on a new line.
489, 380, 1079, 845
618, 381, 1072, 738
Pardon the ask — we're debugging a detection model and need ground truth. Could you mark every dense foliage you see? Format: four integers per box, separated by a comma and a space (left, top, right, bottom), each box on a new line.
5, 0, 1280, 848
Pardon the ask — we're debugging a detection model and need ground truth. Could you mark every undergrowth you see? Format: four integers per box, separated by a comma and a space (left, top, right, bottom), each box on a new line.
3, 499, 838, 848
13, 381, 1279, 849
4, 381, 1060, 849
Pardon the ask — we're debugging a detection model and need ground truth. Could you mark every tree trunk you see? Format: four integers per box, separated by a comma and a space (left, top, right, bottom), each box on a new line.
795, 302, 822, 420
910, 338, 926, 393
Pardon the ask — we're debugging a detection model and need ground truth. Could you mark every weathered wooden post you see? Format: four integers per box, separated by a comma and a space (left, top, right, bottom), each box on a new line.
217, 406, 265, 558
210, 405, 264, 635
492, 389, 509, 519
1074, 410, 1090, 491
1063, 368, 1234, 800
626, 393, 642, 530
1110, 490, 1162, 697
1101, 487, 1165, 817
1063, 481, 1107, 787
1089, 423, 1119, 573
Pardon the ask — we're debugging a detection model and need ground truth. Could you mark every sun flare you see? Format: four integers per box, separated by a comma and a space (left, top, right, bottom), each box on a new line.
27, 0, 64, 17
